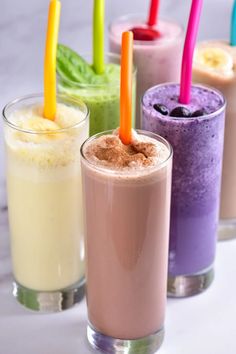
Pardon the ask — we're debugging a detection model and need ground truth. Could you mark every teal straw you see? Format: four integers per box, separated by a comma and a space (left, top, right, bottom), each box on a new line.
231, 0, 236, 46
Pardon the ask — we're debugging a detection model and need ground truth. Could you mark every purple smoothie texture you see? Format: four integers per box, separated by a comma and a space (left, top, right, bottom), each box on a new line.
142, 84, 225, 276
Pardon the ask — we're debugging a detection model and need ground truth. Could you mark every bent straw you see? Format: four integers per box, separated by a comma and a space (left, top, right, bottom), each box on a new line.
230, 0, 236, 46
93, 0, 105, 74
147, 0, 160, 27
119, 31, 133, 145
179, 0, 203, 104
44, 0, 61, 120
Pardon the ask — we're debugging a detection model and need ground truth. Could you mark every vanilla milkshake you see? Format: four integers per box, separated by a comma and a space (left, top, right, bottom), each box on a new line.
3, 94, 89, 311
81, 129, 172, 354
193, 41, 236, 240
109, 15, 184, 127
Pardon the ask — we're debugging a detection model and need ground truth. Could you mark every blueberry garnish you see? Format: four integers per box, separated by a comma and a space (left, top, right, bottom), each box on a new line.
153, 104, 169, 116
191, 109, 206, 117
170, 107, 191, 117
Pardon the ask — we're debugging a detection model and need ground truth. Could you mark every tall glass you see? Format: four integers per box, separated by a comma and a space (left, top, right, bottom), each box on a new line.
109, 14, 184, 127
81, 130, 172, 354
57, 53, 136, 135
142, 83, 226, 297
2, 94, 89, 311
193, 40, 236, 240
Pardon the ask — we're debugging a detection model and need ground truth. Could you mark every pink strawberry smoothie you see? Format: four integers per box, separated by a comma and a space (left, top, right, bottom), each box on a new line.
109, 15, 184, 127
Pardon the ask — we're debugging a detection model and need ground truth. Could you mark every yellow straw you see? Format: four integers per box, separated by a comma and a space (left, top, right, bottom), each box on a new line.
44, 0, 61, 120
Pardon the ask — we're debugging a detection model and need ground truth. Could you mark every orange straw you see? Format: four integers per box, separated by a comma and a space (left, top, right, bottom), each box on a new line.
44, 0, 61, 120
119, 31, 133, 145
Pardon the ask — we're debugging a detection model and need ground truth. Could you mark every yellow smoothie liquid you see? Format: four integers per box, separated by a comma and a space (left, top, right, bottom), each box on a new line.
5, 102, 88, 291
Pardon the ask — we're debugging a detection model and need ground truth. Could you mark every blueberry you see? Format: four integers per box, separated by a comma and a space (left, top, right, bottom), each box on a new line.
191, 109, 206, 117
153, 104, 169, 116
170, 107, 191, 117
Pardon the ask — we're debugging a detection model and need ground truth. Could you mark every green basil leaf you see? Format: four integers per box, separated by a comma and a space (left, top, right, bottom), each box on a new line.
57, 44, 95, 84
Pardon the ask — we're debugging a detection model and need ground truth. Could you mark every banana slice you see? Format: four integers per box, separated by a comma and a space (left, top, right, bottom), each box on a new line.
23, 117, 60, 131
17, 117, 61, 143
194, 47, 234, 75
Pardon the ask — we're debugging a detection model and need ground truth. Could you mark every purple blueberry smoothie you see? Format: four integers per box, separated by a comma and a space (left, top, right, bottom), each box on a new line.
142, 83, 226, 297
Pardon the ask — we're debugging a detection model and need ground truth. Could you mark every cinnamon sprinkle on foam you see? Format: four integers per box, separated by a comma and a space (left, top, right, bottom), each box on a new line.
84, 129, 169, 170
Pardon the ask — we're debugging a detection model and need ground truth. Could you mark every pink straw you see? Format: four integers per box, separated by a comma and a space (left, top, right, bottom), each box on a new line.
179, 0, 203, 104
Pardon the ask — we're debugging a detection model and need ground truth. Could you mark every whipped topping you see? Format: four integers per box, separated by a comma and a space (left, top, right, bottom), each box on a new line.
5, 103, 88, 168
84, 129, 170, 170
9, 103, 85, 131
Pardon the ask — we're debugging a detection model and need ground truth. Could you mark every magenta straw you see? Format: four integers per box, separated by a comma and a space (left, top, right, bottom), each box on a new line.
179, 0, 203, 104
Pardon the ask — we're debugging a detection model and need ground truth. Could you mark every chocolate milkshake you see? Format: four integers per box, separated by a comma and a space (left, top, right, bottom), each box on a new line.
81, 129, 172, 354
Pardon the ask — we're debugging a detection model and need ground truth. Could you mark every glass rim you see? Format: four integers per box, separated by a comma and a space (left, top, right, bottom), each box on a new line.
109, 13, 184, 46
195, 39, 230, 46
142, 82, 226, 121
57, 51, 137, 89
80, 129, 173, 176
2, 93, 90, 134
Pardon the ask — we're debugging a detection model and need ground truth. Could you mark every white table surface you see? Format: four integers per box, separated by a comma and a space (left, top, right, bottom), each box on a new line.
1, 218, 236, 354
1, 0, 236, 353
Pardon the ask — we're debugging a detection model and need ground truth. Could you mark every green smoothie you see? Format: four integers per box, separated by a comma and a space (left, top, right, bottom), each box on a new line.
57, 45, 136, 135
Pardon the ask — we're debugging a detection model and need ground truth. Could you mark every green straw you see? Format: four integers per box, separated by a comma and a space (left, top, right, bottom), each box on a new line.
93, 0, 105, 74
231, 0, 236, 46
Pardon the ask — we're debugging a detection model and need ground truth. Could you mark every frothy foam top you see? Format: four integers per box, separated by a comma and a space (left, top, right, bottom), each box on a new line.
143, 84, 224, 116
84, 129, 170, 171
111, 19, 182, 45
5, 103, 88, 168
9, 103, 85, 131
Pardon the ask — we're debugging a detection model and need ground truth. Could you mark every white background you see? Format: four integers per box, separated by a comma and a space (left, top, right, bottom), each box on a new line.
0, 1, 236, 354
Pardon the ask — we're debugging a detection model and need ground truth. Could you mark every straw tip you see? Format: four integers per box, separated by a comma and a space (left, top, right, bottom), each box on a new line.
122, 31, 133, 40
